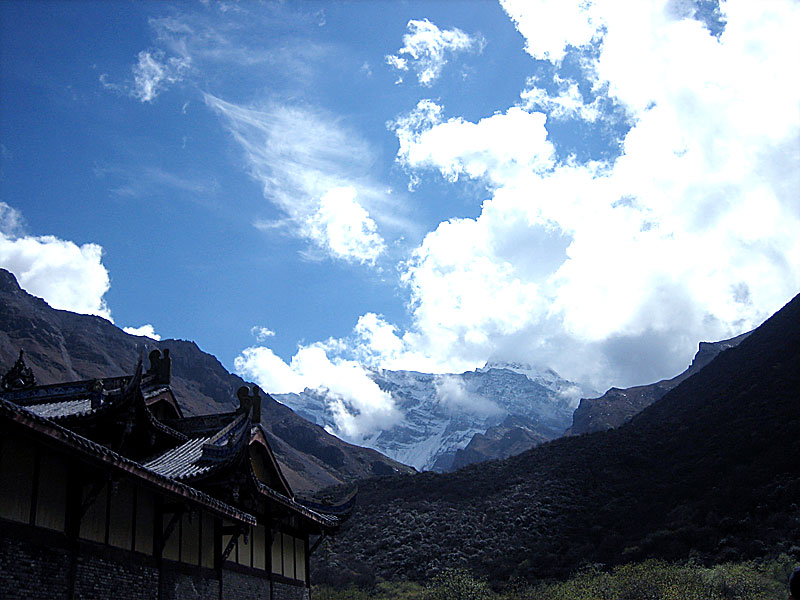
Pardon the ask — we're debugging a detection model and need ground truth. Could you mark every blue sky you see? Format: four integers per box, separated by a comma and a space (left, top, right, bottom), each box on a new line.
2, 1, 799, 441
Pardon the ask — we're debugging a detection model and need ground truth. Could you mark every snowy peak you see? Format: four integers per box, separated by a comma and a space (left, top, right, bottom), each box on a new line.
481, 361, 560, 380
273, 363, 595, 473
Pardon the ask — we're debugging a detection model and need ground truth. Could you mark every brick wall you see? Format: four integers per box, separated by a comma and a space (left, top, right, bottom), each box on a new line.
72, 553, 159, 600
0, 534, 70, 600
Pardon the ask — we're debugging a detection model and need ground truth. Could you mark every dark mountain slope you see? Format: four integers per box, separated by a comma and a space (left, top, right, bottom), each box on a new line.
449, 414, 551, 470
567, 331, 750, 435
316, 294, 800, 585
0, 269, 412, 492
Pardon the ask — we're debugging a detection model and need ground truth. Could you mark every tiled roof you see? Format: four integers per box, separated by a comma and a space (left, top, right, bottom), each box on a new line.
0, 397, 257, 526
143, 412, 249, 481
143, 436, 215, 480
27, 398, 94, 419
1, 358, 344, 534
143, 385, 171, 400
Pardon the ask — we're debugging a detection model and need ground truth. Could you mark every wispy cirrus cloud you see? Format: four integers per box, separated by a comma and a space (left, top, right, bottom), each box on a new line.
94, 165, 218, 200
386, 18, 484, 86
205, 94, 398, 265
101, 49, 190, 103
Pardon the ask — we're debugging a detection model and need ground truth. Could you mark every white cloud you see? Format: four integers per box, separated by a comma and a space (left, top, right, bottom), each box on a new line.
250, 326, 276, 342
386, 18, 484, 86
102, 49, 190, 103
364, 0, 800, 390
499, 0, 601, 62
521, 77, 602, 122
308, 187, 385, 264
205, 95, 395, 264
235, 346, 305, 394
0, 209, 113, 321
393, 101, 555, 184
235, 342, 402, 443
435, 376, 503, 417
123, 324, 161, 340
131, 50, 190, 102
0, 202, 25, 237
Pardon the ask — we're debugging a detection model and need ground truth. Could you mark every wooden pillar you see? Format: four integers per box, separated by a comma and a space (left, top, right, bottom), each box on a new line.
64, 466, 83, 600
215, 517, 223, 600
305, 535, 311, 589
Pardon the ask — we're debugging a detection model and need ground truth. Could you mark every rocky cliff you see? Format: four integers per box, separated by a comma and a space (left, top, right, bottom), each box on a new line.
567, 331, 751, 435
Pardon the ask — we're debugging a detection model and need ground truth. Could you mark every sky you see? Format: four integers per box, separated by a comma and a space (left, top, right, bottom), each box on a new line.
1, 1, 798, 443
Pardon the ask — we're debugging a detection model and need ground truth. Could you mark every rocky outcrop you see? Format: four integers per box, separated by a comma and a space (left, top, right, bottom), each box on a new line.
567, 331, 751, 435
449, 414, 550, 470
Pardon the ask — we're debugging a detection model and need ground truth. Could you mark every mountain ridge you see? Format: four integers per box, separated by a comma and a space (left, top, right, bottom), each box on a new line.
0, 268, 413, 492
567, 330, 751, 435
274, 364, 595, 472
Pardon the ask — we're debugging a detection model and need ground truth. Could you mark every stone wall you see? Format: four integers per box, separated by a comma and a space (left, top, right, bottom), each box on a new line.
0, 520, 295, 600
272, 580, 311, 600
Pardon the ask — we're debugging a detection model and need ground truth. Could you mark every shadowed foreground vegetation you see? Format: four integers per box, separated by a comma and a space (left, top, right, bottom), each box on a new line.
313, 555, 797, 600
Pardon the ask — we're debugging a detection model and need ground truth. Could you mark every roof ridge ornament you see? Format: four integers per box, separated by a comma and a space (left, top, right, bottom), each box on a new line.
1, 349, 36, 391
237, 385, 262, 424
146, 348, 171, 384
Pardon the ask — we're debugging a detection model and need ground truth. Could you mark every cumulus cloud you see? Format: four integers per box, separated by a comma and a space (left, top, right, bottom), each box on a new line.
205, 95, 395, 264
366, 0, 800, 391
235, 342, 402, 443
123, 324, 162, 340
0, 204, 113, 321
393, 100, 555, 183
499, 0, 601, 62
386, 18, 484, 86
308, 187, 386, 264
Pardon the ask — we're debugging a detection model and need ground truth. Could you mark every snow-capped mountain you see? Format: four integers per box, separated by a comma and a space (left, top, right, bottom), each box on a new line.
272, 363, 595, 472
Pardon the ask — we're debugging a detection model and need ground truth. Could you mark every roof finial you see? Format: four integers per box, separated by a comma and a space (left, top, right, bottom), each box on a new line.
1, 349, 36, 391
237, 385, 262, 424
146, 348, 171, 384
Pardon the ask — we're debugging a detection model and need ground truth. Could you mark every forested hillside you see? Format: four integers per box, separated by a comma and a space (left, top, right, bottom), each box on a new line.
315, 294, 800, 586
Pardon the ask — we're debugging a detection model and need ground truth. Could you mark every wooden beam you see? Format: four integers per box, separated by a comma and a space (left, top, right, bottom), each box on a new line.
157, 510, 182, 555
220, 531, 241, 563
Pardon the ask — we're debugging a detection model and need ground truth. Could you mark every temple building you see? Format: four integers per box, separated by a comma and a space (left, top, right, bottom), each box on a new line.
0, 349, 349, 600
